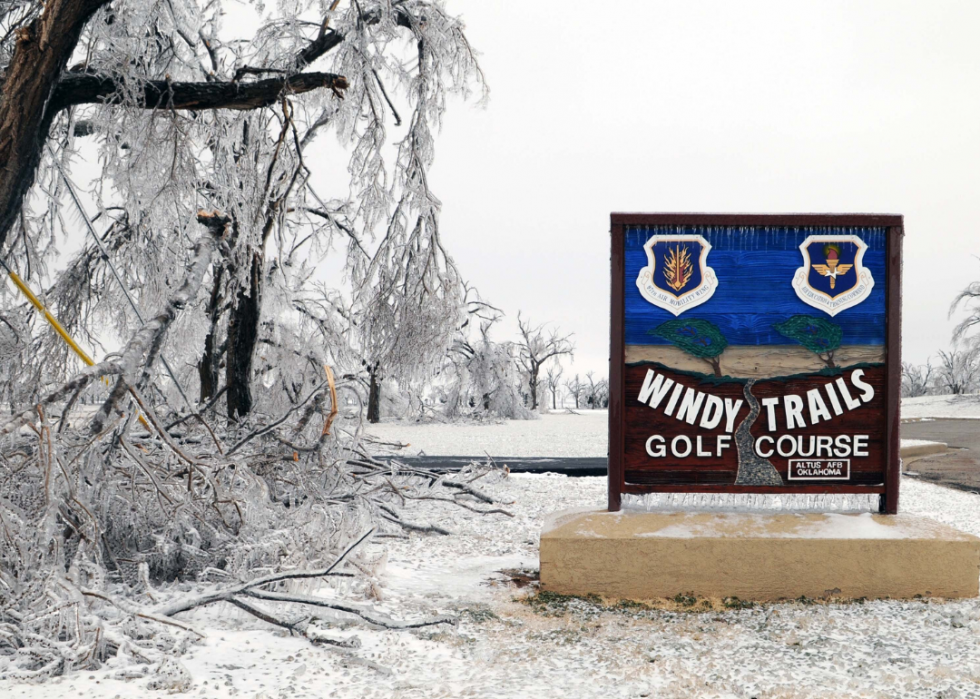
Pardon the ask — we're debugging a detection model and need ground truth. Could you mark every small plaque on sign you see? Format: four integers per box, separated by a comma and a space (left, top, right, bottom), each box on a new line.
788, 459, 851, 481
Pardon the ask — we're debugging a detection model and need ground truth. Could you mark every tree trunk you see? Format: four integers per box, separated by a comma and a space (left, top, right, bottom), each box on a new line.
529, 367, 539, 410
821, 351, 837, 369
367, 369, 381, 424
0, 0, 111, 251
225, 253, 262, 420
197, 268, 224, 402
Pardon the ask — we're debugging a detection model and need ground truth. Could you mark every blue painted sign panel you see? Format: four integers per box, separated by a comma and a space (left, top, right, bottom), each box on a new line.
625, 226, 886, 347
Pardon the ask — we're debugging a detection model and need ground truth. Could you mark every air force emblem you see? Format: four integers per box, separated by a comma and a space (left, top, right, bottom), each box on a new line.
792, 235, 875, 316
636, 234, 717, 316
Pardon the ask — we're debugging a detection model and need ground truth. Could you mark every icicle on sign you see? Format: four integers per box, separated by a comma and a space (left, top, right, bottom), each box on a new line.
607, 214, 903, 514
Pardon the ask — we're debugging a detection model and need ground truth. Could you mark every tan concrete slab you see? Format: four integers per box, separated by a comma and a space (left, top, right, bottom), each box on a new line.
540, 509, 980, 601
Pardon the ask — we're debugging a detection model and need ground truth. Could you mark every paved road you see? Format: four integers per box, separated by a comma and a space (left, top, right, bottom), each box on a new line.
396, 455, 607, 476
902, 419, 980, 493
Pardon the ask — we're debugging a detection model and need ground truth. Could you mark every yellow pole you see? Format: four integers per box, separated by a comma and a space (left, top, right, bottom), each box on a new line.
7, 270, 98, 365
3, 265, 149, 429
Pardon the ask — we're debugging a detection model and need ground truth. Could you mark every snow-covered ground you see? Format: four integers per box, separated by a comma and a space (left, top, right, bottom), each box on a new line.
7, 474, 980, 699
367, 410, 609, 457
901, 438, 946, 448
7, 411, 980, 698
903, 393, 980, 420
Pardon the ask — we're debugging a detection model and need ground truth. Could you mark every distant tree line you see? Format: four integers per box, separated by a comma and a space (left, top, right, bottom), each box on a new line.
902, 350, 980, 398
902, 276, 980, 398
358, 297, 613, 421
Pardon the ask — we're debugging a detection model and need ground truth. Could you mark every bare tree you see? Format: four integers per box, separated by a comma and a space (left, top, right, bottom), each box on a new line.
564, 373, 584, 410
596, 378, 610, 408
515, 314, 574, 410
545, 362, 564, 410
901, 361, 934, 398
584, 371, 609, 409
935, 349, 979, 395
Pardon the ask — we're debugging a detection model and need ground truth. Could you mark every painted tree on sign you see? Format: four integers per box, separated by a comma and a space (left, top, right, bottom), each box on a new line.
774, 315, 843, 369
652, 318, 728, 377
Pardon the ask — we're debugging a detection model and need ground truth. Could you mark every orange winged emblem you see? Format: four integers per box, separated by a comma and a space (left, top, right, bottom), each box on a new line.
662, 245, 693, 292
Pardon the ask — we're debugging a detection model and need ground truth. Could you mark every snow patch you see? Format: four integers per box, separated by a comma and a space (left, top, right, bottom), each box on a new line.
903, 393, 980, 419
367, 410, 609, 457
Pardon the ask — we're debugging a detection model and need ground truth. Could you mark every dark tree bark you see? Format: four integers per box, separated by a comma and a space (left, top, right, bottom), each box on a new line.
197, 267, 224, 402
704, 356, 722, 377
528, 367, 539, 410
367, 367, 381, 424
52, 71, 348, 112
226, 252, 263, 420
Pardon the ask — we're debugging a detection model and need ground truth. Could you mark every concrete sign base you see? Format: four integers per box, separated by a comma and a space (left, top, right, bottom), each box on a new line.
540, 509, 980, 601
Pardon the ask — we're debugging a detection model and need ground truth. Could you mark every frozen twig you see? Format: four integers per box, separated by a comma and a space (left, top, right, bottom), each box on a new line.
158, 528, 375, 617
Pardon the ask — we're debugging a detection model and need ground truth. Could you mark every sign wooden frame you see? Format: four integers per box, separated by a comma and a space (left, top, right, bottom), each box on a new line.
608, 214, 903, 514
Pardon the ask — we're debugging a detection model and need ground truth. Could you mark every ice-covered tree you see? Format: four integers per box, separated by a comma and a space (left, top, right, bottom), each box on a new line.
564, 373, 584, 409
951, 276, 980, 347
442, 314, 533, 420
0, 0, 499, 679
545, 362, 564, 410
584, 370, 609, 409
901, 361, 934, 398
1, 0, 484, 418
935, 349, 978, 395
515, 313, 574, 410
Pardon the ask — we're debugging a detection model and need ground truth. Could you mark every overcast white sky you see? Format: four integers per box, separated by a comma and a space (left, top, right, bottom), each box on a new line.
413, 1, 980, 377
61, 1, 980, 379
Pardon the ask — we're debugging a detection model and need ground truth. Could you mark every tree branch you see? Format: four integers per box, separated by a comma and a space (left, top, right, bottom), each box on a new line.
0, 0, 112, 252
291, 6, 412, 71
52, 71, 349, 111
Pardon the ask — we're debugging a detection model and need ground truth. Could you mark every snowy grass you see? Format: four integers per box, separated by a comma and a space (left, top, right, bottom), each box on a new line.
5, 412, 978, 697
367, 410, 609, 457
903, 393, 980, 420
6, 473, 980, 699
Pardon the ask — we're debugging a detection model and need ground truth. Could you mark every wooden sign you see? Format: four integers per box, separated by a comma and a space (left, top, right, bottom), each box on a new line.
608, 214, 903, 513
